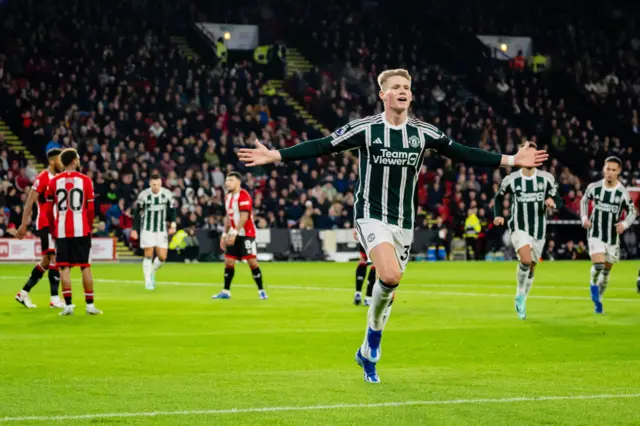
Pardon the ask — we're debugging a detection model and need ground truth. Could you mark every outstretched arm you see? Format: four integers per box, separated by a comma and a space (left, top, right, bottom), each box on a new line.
240, 122, 367, 166
239, 137, 334, 166
437, 139, 548, 168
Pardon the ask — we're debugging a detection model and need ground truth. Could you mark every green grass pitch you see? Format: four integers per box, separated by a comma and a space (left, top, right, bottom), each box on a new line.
1, 261, 640, 425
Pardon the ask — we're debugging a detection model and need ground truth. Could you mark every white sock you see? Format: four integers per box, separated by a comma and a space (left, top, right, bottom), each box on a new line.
143, 258, 152, 282
368, 281, 395, 331
152, 257, 165, 273
86, 303, 94, 308
598, 270, 611, 299
525, 274, 534, 297
51, 295, 60, 302
516, 263, 530, 296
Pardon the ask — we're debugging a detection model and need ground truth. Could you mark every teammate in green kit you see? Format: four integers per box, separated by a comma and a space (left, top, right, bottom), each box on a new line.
494, 141, 563, 319
580, 157, 637, 314
132, 173, 177, 290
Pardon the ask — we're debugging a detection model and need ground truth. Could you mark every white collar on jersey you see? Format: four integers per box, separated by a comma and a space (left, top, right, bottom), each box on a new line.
382, 113, 407, 130
519, 169, 538, 180
602, 180, 621, 191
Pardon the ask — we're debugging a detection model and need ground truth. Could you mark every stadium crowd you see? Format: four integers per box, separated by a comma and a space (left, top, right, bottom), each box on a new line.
1, 0, 638, 260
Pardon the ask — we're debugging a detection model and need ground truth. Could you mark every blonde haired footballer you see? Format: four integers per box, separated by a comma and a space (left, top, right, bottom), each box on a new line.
239, 68, 548, 383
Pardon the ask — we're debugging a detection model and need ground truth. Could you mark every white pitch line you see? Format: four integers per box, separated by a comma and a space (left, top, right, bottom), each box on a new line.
1, 393, 639, 422
4, 275, 639, 292
1, 276, 639, 302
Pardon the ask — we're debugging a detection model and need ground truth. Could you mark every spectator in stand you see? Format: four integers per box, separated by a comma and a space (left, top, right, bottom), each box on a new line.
94, 222, 110, 237
510, 50, 526, 71
575, 240, 590, 260
558, 240, 578, 260
45, 133, 61, 154
542, 240, 557, 261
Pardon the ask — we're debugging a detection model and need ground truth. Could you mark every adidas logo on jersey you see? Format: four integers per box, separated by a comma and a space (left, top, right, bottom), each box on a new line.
372, 137, 383, 145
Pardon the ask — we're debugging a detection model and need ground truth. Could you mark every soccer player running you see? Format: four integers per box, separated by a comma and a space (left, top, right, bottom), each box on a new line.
131, 174, 176, 290
45, 148, 102, 315
354, 230, 377, 306
212, 172, 267, 300
580, 156, 637, 314
493, 141, 562, 319
14, 149, 65, 308
239, 69, 546, 382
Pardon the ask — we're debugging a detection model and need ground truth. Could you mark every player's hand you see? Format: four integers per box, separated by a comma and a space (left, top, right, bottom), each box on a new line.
238, 140, 282, 167
615, 222, 626, 235
545, 198, 556, 209
582, 219, 591, 229
352, 229, 358, 241
168, 224, 177, 236
130, 230, 138, 241
514, 142, 548, 168
227, 234, 237, 247
220, 237, 227, 251
15, 224, 28, 239
493, 217, 505, 226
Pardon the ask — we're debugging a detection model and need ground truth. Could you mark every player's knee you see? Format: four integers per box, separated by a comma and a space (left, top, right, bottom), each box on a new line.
41, 256, 51, 268
157, 254, 167, 262
379, 269, 402, 286
594, 262, 605, 271
519, 262, 531, 272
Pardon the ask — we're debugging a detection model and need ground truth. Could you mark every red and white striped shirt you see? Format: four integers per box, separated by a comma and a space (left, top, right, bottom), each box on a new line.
225, 189, 256, 237
31, 169, 55, 231
46, 171, 95, 239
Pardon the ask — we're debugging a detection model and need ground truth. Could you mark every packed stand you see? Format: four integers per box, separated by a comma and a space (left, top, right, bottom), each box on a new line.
0, 0, 637, 261
273, 0, 640, 258
0, 0, 369, 249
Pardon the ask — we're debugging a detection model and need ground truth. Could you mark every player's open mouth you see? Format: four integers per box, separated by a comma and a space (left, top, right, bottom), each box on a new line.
398, 97, 407, 102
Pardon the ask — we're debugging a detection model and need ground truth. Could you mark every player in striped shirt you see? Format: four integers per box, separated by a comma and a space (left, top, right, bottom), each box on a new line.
46, 148, 102, 316
580, 156, 637, 313
239, 68, 547, 383
493, 141, 563, 319
131, 174, 176, 290
14, 148, 65, 309
212, 172, 267, 300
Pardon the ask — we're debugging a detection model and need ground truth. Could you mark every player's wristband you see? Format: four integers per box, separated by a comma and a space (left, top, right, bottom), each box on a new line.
228, 228, 238, 237
221, 232, 228, 239
581, 216, 588, 225
507, 155, 515, 167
